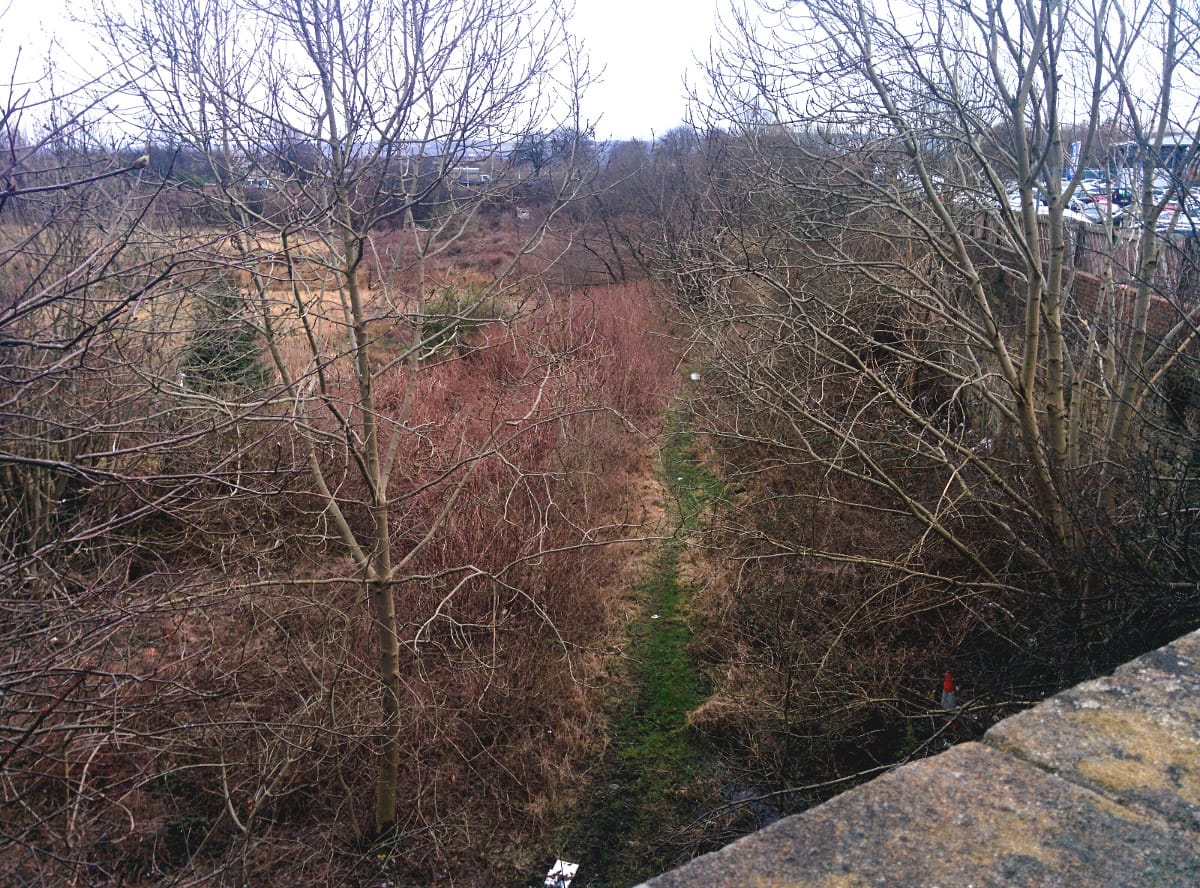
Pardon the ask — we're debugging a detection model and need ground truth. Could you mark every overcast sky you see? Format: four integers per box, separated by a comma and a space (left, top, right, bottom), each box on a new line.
574, 0, 723, 139
1, 0, 724, 141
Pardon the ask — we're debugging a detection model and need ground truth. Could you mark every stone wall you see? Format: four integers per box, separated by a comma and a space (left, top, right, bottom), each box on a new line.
641, 629, 1200, 887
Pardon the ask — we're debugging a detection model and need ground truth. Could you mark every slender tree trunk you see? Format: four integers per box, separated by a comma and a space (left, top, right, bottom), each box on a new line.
369, 573, 402, 832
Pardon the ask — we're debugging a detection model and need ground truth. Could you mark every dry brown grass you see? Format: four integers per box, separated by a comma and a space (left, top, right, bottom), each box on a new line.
1, 273, 681, 886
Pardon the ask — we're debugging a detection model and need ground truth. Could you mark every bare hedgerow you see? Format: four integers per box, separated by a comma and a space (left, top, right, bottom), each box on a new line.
631, 0, 1200, 801
3, 272, 678, 885
4, 0, 685, 879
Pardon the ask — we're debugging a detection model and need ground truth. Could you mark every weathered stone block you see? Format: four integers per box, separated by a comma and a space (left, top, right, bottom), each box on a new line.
640, 743, 1200, 887
987, 629, 1200, 830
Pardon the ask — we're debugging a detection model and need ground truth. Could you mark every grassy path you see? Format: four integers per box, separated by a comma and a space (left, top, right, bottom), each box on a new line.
550, 418, 723, 887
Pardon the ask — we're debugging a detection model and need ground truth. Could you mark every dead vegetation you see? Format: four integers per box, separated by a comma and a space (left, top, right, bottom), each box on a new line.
2, 251, 681, 884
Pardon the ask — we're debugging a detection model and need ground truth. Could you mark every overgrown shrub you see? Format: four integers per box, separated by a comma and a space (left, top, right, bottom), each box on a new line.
2, 281, 678, 887
181, 275, 270, 392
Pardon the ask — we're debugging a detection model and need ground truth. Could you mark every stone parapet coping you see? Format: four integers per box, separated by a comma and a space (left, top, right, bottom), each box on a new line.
640, 630, 1200, 887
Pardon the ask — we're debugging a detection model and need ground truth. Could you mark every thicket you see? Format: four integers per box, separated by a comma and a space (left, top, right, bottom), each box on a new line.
2, 270, 678, 884
9, 0, 1200, 882
600, 0, 1200, 815
0, 12, 681, 875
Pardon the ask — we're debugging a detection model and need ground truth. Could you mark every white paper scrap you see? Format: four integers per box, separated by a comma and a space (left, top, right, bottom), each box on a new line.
544, 859, 579, 888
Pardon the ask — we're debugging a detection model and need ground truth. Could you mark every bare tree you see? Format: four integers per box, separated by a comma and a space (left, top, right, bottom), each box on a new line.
0, 38, 295, 881
643, 0, 1200, 781
96, 0, 604, 842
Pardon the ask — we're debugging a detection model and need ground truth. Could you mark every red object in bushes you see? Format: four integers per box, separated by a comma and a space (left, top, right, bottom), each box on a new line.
941, 671, 957, 710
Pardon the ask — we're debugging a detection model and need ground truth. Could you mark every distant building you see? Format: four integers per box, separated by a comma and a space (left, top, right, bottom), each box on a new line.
1109, 133, 1199, 186
453, 166, 492, 186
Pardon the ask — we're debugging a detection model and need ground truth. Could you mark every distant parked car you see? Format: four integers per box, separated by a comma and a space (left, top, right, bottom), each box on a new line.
1005, 188, 1095, 225
1156, 198, 1200, 237
1075, 183, 1134, 223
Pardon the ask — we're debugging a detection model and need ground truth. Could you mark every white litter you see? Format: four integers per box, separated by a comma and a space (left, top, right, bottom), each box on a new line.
689, 372, 701, 381
651, 614, 660, 620
544, 859, 578, 888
